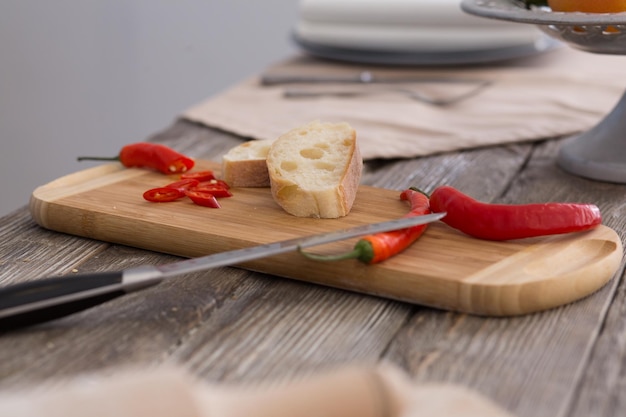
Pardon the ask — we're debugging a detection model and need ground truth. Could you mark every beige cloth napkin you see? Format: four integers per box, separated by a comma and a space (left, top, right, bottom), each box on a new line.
182, 48, 626, 160
0, 364, 514, 417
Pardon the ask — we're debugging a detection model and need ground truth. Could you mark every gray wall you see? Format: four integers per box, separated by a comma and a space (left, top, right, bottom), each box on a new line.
0, 0, 299, 216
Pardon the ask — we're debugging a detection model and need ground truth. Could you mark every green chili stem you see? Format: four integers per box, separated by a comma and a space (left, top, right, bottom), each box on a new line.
409, 187, 430, 198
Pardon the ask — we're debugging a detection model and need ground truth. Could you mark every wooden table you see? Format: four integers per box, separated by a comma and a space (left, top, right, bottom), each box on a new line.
1, 118, 625, 417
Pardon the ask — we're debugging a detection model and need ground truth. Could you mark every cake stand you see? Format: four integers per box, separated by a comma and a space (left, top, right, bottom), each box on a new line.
461, 0, 626, 183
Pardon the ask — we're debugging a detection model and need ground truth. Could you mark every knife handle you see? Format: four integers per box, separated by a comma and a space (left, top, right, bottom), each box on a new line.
0, 272, 126, 332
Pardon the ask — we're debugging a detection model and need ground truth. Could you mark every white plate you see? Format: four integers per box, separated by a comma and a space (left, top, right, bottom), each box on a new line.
293, 32, 559, 66
294, 0, 558, 65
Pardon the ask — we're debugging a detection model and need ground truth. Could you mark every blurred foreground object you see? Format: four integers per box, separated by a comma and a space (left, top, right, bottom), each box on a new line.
0, 364, 514, 417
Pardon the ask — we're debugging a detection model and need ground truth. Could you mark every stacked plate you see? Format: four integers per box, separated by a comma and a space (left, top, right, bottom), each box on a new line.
293, 0, 557, 65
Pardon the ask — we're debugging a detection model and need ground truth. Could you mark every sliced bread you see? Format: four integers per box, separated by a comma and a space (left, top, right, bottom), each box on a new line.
221, 139, 274, 187
266, 121, 362, 218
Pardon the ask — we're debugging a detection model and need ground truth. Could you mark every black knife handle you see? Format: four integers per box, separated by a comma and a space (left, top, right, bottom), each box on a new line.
0, 272, 125, 332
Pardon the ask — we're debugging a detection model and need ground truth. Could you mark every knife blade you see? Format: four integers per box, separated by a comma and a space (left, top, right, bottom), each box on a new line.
0, 212, 445, 331
260, 71, 485, 86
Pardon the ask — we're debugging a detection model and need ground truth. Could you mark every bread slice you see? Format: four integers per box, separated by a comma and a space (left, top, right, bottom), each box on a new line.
266, 121, 362, 218
222, 139, 274, 187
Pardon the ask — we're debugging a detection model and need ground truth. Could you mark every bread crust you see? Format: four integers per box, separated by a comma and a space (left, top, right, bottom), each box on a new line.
266, 121, 363, 218
222, 139, 273, 187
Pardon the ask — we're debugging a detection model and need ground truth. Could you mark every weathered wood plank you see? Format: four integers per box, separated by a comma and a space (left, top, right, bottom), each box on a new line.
0, 210, 109, 287
564, 158, 626, 416
156, 126, 545, 390
362, 142, 533, 198
382, 138, 626, 417
1, 122, 624, 417
0, 246, 253, 389
0, 123, 535, 386
0, 125, 251, 389
168, 276, 411, 385
149, 119, 245, 162
566, 275, 626, 417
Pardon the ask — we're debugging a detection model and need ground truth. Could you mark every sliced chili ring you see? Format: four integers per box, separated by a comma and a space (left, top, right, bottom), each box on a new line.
185, 189, 221, 208
166, 157, 194, 174
143, 187, 186, 202
180, 170, 215, 182
197, 179, 230, 190
164, 178, 199, 192
193, 186, 233, 198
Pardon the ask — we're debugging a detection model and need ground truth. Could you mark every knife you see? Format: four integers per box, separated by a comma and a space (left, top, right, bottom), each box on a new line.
0, 212, 445, 331
260, 71, 486, 86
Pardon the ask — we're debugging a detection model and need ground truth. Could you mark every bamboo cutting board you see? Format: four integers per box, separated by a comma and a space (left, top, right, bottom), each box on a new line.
29, 160, 623, 316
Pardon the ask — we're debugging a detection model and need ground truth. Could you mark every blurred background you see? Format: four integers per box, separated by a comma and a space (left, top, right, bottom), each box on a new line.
0, 0, 298, 216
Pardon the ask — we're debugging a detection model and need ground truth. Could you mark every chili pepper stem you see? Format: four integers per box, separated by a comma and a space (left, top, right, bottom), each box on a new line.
77, 156, 120, 162
409, 187, 430, 198
298, 247, 363, 262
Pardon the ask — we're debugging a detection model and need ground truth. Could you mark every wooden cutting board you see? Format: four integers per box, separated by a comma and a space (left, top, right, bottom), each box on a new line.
29, 160, 623, 316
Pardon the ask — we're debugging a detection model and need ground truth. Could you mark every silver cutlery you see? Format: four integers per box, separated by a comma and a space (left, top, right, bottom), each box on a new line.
260, 71, 492, 106
0, 213, 445, 330
260, 71, 487, 86
282, 81, 492, 106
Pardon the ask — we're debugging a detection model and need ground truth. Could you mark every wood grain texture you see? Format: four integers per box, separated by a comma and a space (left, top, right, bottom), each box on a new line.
28, 159, 622, 316
1, 120, 626, 417
382, 138, 626, 417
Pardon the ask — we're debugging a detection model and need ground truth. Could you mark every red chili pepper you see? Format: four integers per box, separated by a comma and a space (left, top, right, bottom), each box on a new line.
194, 188, 233, 198
194, 185, 233, 198
197, 179, 231, 190
143, 177, 232, 207
180, 170, 215, 182
300, 188, 431, 264
429, 185, 602, 241
185, 189, 221, 208
77, 142, 195, 174
164, 178, 199, 192
143, 187, 186, 202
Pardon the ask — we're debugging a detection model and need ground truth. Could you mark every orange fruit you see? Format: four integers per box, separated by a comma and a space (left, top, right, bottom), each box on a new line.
548, 0, 626, 13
